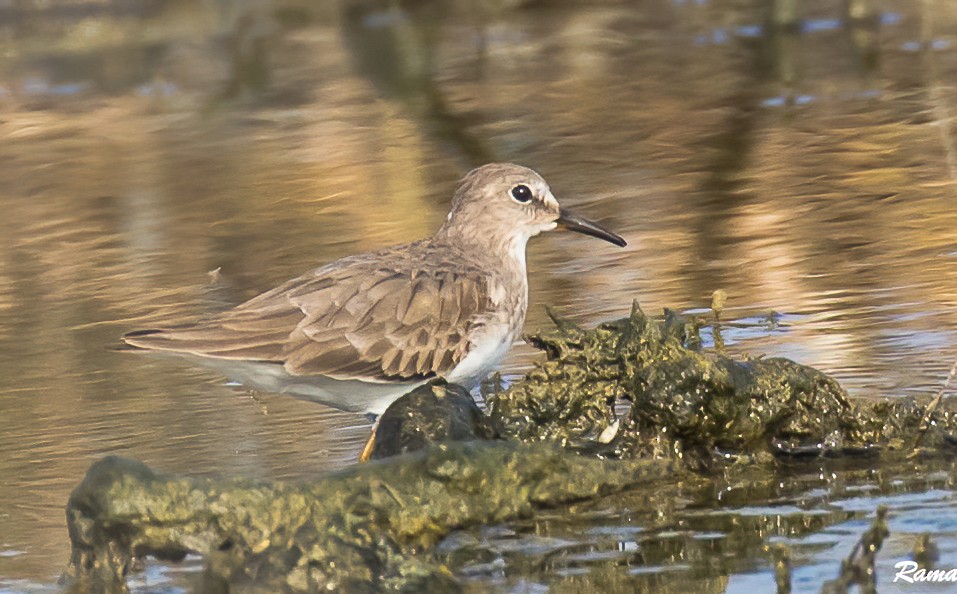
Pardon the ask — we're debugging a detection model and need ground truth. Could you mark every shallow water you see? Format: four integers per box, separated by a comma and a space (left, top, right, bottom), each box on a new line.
1, 0, 957, 591
446, 460, 957, 593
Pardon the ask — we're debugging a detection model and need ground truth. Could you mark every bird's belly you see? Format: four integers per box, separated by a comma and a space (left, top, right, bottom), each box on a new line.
445, 325, 516, 389
196, 358, 425, 416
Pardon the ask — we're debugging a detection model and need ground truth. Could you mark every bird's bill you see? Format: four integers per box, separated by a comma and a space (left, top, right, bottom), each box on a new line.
557, 209, 627, 247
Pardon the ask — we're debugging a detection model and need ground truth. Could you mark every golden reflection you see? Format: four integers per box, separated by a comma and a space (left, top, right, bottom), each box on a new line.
2, 0, 957, 589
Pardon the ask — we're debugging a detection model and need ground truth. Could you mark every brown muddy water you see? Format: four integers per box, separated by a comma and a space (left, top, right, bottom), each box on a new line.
1, 0, 957, 592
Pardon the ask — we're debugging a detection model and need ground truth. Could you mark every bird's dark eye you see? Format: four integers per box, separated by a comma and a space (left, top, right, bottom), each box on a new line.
511, 184, 533, 203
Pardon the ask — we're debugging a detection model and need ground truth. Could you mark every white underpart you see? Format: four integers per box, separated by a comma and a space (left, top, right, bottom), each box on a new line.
446, 322, 518, 388
447, 226, 531, 390
189, 356, 426, 416
509, 233, 529, 279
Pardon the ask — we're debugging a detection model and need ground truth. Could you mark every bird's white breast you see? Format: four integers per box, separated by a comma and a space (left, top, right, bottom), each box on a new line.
446, 323, 516, 389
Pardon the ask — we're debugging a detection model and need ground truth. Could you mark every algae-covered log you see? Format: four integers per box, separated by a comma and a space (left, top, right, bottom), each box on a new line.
487, 304, 957, 465
62, 444, 673, 593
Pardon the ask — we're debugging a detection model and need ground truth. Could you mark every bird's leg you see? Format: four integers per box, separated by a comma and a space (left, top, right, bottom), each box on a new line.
359, 414, 380, 462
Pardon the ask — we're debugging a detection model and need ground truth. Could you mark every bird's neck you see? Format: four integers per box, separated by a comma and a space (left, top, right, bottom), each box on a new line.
436, 223, 531, 276
432, 223, 530, 340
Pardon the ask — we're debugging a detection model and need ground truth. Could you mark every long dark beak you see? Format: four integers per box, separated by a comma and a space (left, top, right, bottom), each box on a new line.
557, 209, 627, 247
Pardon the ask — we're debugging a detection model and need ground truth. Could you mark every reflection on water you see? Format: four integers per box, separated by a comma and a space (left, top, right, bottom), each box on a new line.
446, 460, 957, 593
2, 0, 957, 590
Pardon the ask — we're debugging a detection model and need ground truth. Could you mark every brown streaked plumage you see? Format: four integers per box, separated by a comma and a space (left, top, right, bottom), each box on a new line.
123, 163, 626, 417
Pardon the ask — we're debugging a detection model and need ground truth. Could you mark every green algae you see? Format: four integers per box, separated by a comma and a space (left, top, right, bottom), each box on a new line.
63, 445, 675, 593
487, 303, 957, 466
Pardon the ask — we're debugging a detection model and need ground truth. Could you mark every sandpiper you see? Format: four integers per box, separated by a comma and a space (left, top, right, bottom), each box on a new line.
123, 163, 625, 455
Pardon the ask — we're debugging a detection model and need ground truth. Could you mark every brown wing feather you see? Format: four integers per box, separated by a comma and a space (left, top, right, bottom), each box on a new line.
123, 255, 492, 383
122, 305, 302, 361
283, 268, 489, 380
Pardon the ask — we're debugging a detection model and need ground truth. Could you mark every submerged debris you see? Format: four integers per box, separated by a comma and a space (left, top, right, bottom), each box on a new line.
766, 543, 792, 594
820, 506, 890, 594
912, 533, 940, 569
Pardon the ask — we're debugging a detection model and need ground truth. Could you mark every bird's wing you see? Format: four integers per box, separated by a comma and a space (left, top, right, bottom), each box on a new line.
281, 265, 490, 381
123, 260, 492, 382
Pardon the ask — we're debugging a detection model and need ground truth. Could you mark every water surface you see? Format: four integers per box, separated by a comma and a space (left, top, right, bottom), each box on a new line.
2, 0, 957, 590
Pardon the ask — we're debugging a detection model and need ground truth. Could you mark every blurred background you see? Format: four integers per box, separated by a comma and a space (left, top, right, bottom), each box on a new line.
1, 0, 957, 591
